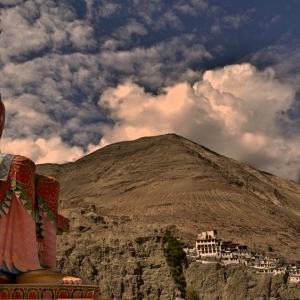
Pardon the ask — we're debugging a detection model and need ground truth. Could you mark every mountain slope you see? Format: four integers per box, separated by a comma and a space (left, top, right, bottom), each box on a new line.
36, 134, 300, 299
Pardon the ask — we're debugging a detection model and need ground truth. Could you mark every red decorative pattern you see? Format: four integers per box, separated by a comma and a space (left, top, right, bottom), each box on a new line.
8, 156, 36, 209
36, 175, 59, 214
0, 284, 100, 299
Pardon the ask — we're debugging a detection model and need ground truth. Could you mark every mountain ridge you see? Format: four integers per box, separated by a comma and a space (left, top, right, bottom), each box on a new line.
35, 133, 300, 299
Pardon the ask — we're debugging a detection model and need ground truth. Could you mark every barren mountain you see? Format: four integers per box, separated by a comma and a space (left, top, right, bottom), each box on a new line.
37, 134, 300, 299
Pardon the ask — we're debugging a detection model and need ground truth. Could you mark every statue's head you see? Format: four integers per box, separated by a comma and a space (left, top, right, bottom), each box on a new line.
0, 94, 5, 138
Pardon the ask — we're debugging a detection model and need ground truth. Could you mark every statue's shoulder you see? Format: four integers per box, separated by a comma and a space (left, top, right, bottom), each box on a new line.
0, 153, 15, 181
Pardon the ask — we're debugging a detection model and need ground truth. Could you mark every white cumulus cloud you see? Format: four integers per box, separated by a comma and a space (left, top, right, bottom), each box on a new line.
1, 136, 84, 164
97, 63, 300, 180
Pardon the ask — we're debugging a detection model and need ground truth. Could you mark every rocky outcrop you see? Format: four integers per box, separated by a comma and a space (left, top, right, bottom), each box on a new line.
186, 262, 300, 300
54, 206, 300, 299
56, 211, 179, 299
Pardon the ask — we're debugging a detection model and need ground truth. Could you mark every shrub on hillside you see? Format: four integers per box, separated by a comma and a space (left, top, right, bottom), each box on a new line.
162, 230, 187, 298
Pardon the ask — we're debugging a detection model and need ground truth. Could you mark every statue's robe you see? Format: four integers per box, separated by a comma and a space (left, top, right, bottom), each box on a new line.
0, 155, 69, 281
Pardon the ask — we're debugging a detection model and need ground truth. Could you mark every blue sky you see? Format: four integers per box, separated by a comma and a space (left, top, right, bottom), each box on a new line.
1, 0, 300, 180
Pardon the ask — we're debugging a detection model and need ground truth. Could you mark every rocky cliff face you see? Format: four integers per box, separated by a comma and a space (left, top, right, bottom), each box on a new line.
55, 211, 179, 299
185, 262, 300, 300
36, 134, 300, 299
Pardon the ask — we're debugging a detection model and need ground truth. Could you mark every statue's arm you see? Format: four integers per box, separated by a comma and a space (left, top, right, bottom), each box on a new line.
56, 213, 70, 234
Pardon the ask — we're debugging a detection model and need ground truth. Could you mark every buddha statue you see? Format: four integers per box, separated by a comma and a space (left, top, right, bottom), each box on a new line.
0, 95, 74, 284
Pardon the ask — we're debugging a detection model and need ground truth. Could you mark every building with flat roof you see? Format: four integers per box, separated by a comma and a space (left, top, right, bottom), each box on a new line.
195, 230, 222, 257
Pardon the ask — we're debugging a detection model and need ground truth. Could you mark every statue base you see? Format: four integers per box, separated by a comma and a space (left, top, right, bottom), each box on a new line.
0, 283, 100, 299
0, 270, 100, 299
